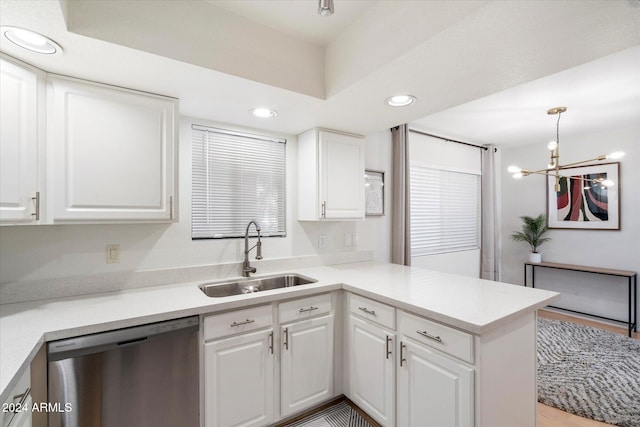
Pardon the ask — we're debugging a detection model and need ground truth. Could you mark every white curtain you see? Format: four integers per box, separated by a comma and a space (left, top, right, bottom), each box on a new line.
481, 145, 501, 280
391, 125, 411, 266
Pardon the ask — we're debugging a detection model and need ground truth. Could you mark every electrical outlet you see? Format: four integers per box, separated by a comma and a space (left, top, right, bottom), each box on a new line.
353, 233, 359, 246
318, 235, 327, 249
106, 244, 120, 264
344, 233, 352, 247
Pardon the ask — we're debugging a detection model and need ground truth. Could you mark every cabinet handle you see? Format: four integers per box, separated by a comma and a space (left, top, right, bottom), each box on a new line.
12, 388, 30, 406
386, 335, 392, 359
31, 192, 40, 220
299, 306, 318, 313
358, 307, 376, 316
417, 330, 443, 343
169, 195, 174, 220
7, 387, 30, 416
283, 327, 289, 350
230, 319, 255, 327
400, 341, 406, 367
268, 331, 274, 354
321, 201, 326, 218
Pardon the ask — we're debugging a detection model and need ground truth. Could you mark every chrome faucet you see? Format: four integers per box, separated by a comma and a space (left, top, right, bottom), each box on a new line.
243, 220, 262, 277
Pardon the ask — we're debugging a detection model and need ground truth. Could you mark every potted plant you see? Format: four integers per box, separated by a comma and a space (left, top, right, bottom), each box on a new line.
511, 214, 551, 263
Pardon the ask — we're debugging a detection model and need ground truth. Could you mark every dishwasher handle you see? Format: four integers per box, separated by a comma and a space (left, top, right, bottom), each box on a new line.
48, 316, 198, 361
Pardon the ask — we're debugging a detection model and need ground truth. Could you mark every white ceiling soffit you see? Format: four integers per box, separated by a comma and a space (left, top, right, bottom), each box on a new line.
0, 0, 638, 137
62, 0, 326, 99
411, 46, 640, 148
208, 0, 378, 47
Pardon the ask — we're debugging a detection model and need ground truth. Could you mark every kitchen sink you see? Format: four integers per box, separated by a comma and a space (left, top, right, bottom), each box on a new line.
199, 274, 318, 297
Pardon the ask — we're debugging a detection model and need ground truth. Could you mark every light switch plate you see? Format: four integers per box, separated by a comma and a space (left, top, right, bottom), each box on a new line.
318, 235, 327, 249
106, 244, 120, 264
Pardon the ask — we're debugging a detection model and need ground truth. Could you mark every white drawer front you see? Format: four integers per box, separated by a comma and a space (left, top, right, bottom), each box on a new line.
349, 293, 395, 330
279, 293, 332, 324
399, 311, 474, 364
204, 304, 273, 341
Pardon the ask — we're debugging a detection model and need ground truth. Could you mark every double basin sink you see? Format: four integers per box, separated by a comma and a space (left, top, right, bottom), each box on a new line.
199, 274, 317, 298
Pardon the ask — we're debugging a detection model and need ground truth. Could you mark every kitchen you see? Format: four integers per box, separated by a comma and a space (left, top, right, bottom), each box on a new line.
1, 1, 639, 427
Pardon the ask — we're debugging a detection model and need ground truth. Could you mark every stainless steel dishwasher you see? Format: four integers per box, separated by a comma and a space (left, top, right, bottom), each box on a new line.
47, 316, 199, 427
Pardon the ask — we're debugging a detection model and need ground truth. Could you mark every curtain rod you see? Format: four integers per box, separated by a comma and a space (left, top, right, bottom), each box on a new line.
408, 128, 488, 151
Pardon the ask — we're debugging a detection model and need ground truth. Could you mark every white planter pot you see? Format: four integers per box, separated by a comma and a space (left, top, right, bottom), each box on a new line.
529, 252, 542, 263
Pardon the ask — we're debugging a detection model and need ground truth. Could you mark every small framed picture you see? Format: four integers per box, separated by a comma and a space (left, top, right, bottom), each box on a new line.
546, 162, 620, 230
365, 170, 384, 216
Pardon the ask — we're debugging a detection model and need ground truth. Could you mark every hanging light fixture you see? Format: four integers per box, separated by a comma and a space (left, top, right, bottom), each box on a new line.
318, 0, 335, 16
508, 107, 625, 192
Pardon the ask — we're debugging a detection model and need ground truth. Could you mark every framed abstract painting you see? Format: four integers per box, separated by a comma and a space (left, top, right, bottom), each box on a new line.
546, 162, 620, 230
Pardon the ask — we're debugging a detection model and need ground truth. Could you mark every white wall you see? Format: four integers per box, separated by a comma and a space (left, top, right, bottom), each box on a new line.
408, 130, 483, 277
500, 124, 640, 322
0, 118, 392, 293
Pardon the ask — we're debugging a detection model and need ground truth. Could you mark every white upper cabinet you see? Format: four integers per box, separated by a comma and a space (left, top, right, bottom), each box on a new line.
47, 75, 177, 222
0, 57, 42, 224
298, 128, 365, 220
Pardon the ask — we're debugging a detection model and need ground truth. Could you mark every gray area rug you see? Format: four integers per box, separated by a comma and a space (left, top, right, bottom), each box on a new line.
538, 317, 640, 427
281, 401, 373, 427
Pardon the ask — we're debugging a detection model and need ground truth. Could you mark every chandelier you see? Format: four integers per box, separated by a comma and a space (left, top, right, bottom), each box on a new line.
508, 107, 625, 192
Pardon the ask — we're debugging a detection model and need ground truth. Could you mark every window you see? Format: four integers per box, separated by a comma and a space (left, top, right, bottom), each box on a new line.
191, 125, 286, 239
410, 165, 480, 256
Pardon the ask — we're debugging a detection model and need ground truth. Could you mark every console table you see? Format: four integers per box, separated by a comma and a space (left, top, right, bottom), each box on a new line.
524, 261, 637, 337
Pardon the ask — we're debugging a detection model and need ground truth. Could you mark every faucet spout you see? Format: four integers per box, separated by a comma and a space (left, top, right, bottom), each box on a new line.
243, 221, 262, 277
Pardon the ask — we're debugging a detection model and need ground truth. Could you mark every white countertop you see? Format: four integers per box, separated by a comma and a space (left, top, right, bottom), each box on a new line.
0, 262, 558, 402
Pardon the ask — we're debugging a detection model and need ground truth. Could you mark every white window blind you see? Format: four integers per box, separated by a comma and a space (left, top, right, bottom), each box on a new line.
192, 125, 286, 239
410, 165, 480, 256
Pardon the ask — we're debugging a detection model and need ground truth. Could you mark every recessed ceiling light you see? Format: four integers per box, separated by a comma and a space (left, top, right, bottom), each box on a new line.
1, 26, 62, 55
386, 95, 416, 107
251, 108, 277, 118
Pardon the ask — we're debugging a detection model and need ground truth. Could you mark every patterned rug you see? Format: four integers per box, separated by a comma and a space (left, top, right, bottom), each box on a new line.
537, 317, 640, 427
279, 400, 374, 427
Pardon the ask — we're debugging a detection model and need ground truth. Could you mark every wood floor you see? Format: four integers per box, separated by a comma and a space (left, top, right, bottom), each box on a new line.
536, 309, 639, 427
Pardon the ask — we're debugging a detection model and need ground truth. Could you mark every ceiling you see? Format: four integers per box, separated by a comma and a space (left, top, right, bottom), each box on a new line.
0, 0, 638, 146
208, 0, 379, 46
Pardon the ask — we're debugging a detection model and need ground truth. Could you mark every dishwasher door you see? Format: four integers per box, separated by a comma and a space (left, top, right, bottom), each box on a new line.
48, 316, 199, 427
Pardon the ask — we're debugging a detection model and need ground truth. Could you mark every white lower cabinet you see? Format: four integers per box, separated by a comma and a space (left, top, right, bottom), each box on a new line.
280, 314, 334, 417
349, 315, 395, 426
0, 366, 31, 427
203, 293, 335, 427
202, 291, 536, 427
203, 306, 275, 427
397, 338, 474, 427
348, 294, 476, 427
204, 331, 275, 427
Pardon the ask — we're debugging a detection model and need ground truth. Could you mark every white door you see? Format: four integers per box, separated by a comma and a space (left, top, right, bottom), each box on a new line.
397, 339, 474, 427
47, 75, 176, 222
0, 58, 39, 223
281, 314, 334, 417
319, 131, 364, 219
204, 329, 275, 427
349, 315, 395, 426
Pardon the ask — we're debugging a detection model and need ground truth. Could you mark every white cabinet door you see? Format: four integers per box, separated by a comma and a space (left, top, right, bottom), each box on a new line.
298, 128, 364, 220
319, 130, 364, 219
0, 58, 39, 223
397, 338, 474, 427
204, 329, 275, 427
47, 75, 176, 222
349, 315, 395, 426
280, 314, 334, 417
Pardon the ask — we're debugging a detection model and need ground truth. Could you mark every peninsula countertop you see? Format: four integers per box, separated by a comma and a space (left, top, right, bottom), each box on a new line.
0, 261, 559, 402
